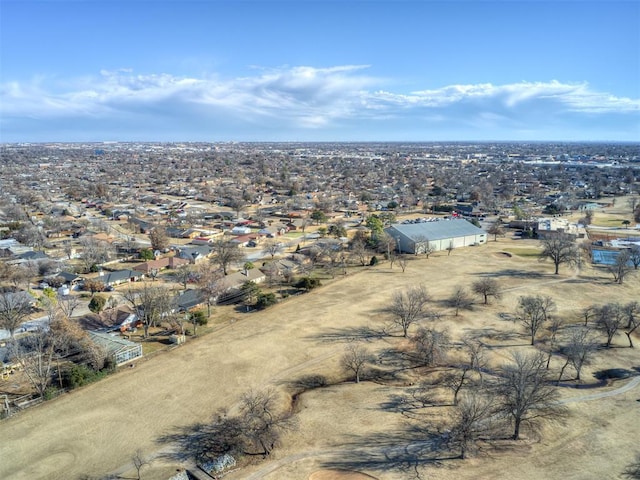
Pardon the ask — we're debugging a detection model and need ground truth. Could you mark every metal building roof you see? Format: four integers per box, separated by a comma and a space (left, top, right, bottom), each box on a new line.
386, 219, 486, 241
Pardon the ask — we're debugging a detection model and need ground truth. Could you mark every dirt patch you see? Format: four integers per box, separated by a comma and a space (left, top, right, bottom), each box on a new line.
310, 470, 379, 480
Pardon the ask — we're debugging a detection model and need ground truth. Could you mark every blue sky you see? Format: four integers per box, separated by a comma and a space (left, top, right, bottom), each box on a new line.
1, 0, 639, 142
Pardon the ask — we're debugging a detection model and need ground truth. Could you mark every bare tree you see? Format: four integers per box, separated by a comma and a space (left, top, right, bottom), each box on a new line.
396, 255, 409, 273
413, 235, 434, 257
629, 246, 640, 270
441, 366, 471, 406
487, 220, 505, 241
622, 301, 640, 348
608, 250, 632, 284
558, 326, 597, 383
472, 278, 501, 305
239, 388, 294, 457
340, 342, 372, 383
56, 295, 80, 320
447, 286, 474, 316
262, 239, 284, 259
497, 351, 563, 440
172, 264, 193, 290
516, 295, 556, 345
83, 279, 105, 296
148, 225, 170, 252
539, 233, 579, 275
596, 303, 624, 348
462, 337, 487, 385
622, 453, 640, 479
349, 237, 369, 266
10, 319, 69, 397
386, 284, 431, 337
410, 327, 449, 367
197, 263, 227, 317
447, 392, 495, 459
123, 283, 174, 338
78, 237, 114, 272
0, 292, 32, 338
131, 450, 149, 480
211, 239, 245, 275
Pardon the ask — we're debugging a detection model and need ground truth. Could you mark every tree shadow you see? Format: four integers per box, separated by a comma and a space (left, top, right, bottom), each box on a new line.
311, 325, 389, 344
461, 327, 529, 348
319, 426, 455, 475
474, 269, 546, 279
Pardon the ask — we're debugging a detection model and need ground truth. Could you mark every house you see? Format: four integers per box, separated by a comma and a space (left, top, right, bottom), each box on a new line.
174, 289, 207, 312
48, 271, 83, 287
88, 331, 142, 365
224, 268, 266, 290
177, 245, 213, 263
98, 269, 144, 287
133, 256, 190, 274
385, 219, 487, 254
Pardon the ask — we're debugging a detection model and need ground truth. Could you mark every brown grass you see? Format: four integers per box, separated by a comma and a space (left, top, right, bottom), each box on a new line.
0, 234, 638, 480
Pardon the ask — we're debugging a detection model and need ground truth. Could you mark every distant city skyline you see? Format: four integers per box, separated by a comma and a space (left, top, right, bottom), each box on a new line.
1, 1, 639, 143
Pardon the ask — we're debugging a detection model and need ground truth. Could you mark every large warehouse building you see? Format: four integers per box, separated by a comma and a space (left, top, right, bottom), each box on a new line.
385, 219, 487, 254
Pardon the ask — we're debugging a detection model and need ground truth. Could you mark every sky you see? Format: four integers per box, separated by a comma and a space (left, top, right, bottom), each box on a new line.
1, 0, 639, 142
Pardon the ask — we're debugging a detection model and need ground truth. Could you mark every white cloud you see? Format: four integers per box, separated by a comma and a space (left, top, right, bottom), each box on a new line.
1, 66, 638, 137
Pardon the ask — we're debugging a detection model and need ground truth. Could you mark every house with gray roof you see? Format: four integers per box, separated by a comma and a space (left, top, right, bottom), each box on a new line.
385, 219, 487, 254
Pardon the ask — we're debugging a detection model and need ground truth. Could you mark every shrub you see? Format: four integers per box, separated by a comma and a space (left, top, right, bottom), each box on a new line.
369, 256, 379, 266
296, 277, 321, 291
256, 292, 277, 309
63, 364, 109, 389
43, 386, 60, 400
139, 248, 155, 260
190, 310, 208, 326
88, 295, 107, 313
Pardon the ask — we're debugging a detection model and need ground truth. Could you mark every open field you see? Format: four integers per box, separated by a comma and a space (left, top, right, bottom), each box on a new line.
1, 235, 639, 480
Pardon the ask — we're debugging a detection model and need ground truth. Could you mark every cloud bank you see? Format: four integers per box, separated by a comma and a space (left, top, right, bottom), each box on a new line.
1, 65, 638, 141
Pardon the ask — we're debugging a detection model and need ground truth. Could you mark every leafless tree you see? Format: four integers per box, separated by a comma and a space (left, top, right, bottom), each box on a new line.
582, 304, 598, 326
131, 450, 149, 480
396, 255, 409, 273
446, 241, 455, 256
123, 283, 174, 338
211, 239, 245, 275
410, 327, 449, 367
472, 278, 501, 305
608, 250, 633, 284
487, 220, 505, 241
622, 301, 640, 348
462, 337, 487, 385
629, 246, 640, 270
148, 225, 170, 252
349, 237, 369, 266
340, 342, 372, 383
83, 279, 105, 296
496, 351, 563, 440
539, 233, 579, 275
441, 366, 471, 406
622, 452, 640, 479
172, 264, 193, 290
596, 303, 625, 348
413, 235, 435, 257
447, 286, 474, 316
9, 319, 70, 397
446, 392, 495, 459
386, 284, 431, 337
557, 326, 597, 383
78, 237, 114, 272
56, 295, 80, 320
0, 292, 32, 338
516, 295, 556, 345
262, 239, 284, 259
239, 388, 294, 457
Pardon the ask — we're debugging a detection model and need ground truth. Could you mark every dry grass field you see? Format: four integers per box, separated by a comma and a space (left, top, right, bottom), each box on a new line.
1, 218, 639, 479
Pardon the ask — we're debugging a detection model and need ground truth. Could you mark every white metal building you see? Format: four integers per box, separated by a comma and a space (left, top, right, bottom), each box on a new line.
385, 219, 487, 254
